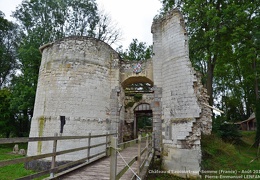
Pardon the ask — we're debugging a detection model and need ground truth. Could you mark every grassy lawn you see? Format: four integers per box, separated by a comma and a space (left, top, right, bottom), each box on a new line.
0, 143, 35, 180
201, 131, 259, 179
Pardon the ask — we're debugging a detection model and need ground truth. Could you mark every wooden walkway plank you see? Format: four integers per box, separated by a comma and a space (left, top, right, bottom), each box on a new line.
58, 142, 147, 180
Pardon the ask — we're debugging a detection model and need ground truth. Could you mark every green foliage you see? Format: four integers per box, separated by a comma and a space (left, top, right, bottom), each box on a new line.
13, 0, 98, 40
201, 132, 259, 175
213, 115, 241, 143
212, 115, 224, 133
118, 39, 152, 61
137, 116, 152, 129
3, 0, 122, 137
125, 101, 135, 109
13, 0, 121, 45
6, 37, 42, 137
134, 94, 142, 102
125, 94, 143, 109
201, 134, 238, 170
254, 101, 260, 146
217, 124, 242, 143
0, 12, 18, 88
0, 89, 17, 137
160, 0, 178, 13
160, 0, 260, 134
9, 75, 35, 137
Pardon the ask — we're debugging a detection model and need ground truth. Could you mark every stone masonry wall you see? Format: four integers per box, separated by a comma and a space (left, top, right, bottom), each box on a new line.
27, 9, 212, 174
152, 9, 212, 177
27, 37, 120, 162
120, 59, 153, 87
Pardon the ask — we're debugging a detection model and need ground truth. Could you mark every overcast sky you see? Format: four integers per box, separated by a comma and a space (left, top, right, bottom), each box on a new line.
0, 0, 162, 49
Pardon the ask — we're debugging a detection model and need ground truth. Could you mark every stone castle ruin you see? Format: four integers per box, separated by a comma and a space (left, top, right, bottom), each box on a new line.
27, 9, 212, 177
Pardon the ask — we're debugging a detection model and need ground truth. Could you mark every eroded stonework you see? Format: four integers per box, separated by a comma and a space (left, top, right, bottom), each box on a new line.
152, 9, 212, 177
27, 9, 212, 177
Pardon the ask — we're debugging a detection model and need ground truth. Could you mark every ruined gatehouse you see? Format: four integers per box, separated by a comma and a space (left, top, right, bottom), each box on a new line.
27, 9, 212, 177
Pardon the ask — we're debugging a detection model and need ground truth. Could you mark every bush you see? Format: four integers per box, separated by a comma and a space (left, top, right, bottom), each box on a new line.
134, 94, 142, 102
216, 123, 241, 143
213, 115, 241, 143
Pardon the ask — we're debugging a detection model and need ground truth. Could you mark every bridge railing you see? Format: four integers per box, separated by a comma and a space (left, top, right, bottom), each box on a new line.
110, 133, 153, 180
0, 132, 116, 180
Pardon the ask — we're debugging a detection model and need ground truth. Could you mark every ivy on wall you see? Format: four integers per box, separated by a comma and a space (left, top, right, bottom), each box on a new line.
125, 94, 143, 109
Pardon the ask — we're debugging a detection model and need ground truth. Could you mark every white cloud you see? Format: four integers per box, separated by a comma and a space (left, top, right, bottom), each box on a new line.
0, 0, 21, 20
97, 0, 161, 48
0, 0, 162, 48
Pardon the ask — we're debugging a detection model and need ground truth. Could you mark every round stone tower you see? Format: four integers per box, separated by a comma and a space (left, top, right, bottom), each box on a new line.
27, 37, 121, 166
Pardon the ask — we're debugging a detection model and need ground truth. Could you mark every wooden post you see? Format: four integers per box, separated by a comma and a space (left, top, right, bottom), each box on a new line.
134, 115, 137, 139
105, 132, 109, 156
146, 133, 149, 159
152, 132, 155, 150
87, 132, 91, 161
137, 134, 141, 176
107, 134, 113, 157
110, 136, 118, 180
50, 133, 58, 178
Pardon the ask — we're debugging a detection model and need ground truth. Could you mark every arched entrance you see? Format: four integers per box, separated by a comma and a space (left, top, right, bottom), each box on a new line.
120, 60, 154, 141
134, 103, 152, 138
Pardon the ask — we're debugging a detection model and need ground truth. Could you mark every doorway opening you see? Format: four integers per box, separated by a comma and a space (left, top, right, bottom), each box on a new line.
134, 103, 153, 138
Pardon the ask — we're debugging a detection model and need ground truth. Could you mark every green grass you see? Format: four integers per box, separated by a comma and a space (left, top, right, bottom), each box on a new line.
201, 131, 259, 179
0, 143, 36, 180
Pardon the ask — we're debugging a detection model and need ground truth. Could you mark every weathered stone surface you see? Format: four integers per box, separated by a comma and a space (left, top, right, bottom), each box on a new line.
27, 9, 212, 176
28, 37, 121, 160
151, 9, 212, 177
18, 149, 26, 155
13, 144, 19, 154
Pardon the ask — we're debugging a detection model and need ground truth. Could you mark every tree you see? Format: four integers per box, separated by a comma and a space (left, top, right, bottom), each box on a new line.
160, 0, 226, 106
118, 39, 153, 98
159, 0, 259, 109
0, 12, 19, 137
159, 0, 260, 145
0, 88, 17, 137
118, 39, 152, 61
9, 0, 122, 137
96, 10, 122, 45
9, 42, 42, 137
0, 11, 18, 89
13, 0, 121, 44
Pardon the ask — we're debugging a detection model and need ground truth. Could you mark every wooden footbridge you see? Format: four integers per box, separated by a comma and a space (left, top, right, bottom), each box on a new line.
0, 133, 154, 180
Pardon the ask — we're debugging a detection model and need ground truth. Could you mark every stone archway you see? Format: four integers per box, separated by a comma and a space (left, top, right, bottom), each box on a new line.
120, 65, 155, 142
133, 103, 153, 138
120, 60, 153, 89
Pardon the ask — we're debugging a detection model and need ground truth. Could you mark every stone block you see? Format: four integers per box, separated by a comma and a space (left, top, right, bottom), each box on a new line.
26, 8, 212, 174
